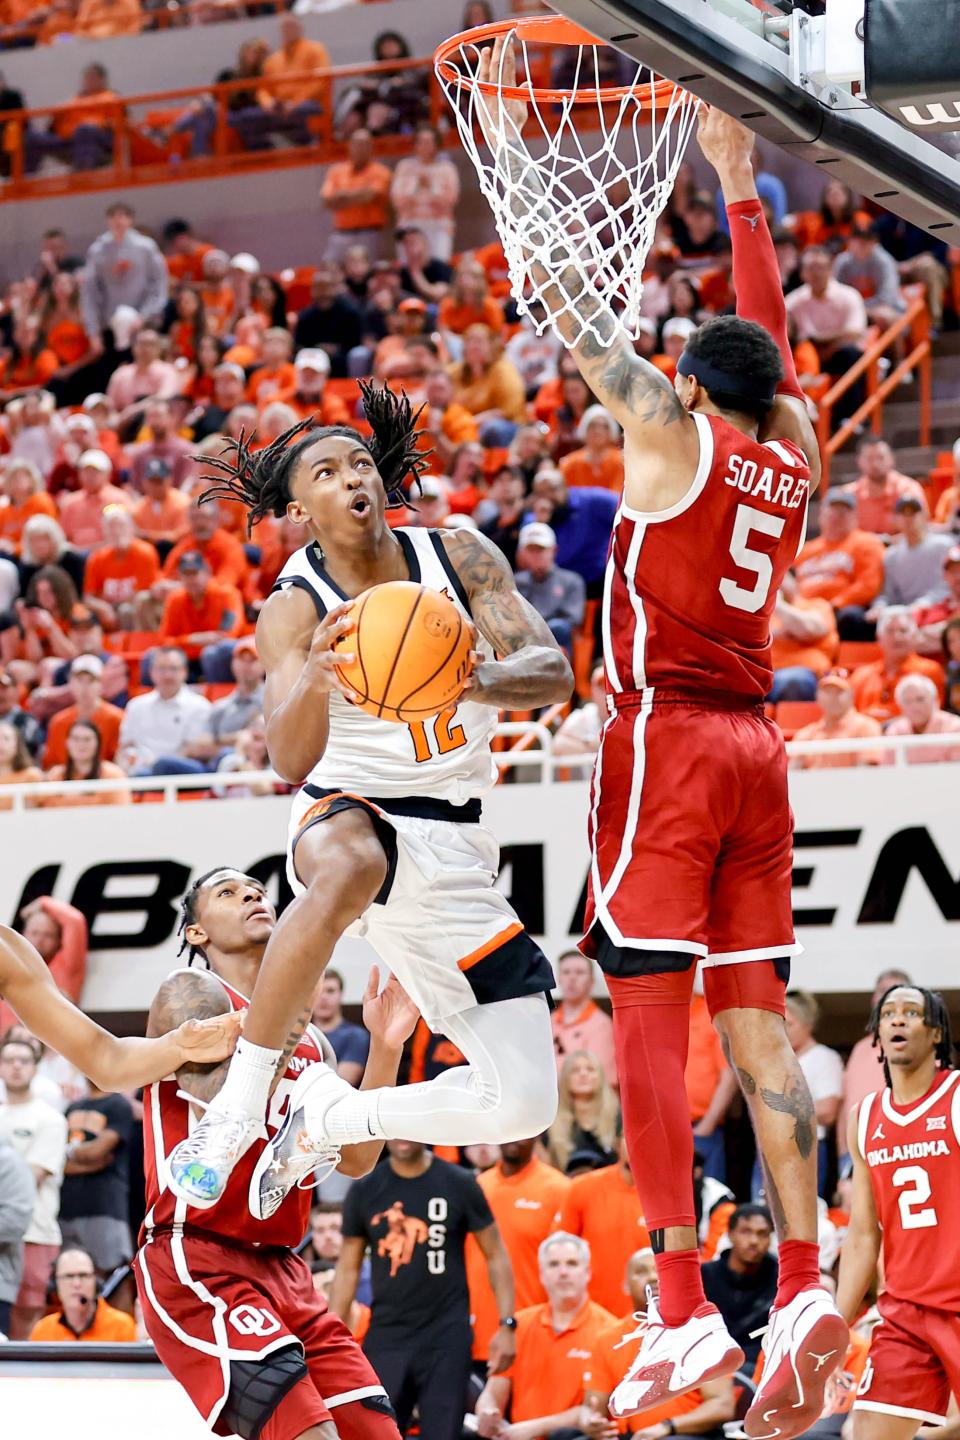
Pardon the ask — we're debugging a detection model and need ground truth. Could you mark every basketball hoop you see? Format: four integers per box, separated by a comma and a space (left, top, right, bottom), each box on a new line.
434, 16, 701, 348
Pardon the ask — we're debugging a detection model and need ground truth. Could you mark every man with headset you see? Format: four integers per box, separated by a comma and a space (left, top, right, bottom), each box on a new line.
29, 1247, 136, 1342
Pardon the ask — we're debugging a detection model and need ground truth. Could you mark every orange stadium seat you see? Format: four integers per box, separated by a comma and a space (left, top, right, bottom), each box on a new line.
837, 640, 882, 669
775, 701, 822, 738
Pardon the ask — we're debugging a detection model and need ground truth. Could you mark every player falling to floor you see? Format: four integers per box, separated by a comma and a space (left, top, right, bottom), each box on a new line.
837, 985, 960, 1440
166, 383, 572, 1213
0, 922, 240, 1089
137, 867, 418, 1440
474, 46, 844, 1438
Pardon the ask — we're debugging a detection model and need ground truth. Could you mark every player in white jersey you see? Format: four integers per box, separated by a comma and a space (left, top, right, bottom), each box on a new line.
169, 384, 573, 1214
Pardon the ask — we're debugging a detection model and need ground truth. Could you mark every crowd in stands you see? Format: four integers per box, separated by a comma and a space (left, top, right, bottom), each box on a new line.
0, 136, 958, 798
0, 938, 904, 1440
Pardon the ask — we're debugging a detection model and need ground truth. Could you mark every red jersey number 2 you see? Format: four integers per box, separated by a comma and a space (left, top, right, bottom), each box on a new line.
719, 504, 787, 614
409, 708, 467, 763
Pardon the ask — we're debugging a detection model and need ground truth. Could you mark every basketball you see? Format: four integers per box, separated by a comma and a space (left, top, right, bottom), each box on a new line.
333, 580, 474, 723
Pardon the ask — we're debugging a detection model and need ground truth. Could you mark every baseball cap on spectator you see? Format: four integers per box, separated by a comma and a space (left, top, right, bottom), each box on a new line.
686, 190, 715, 213
70, 604, 99, 628
143, 458, 172, 482
295, 349, 331, 374
662, 317, 697, 343
894, 493, 926, 513
229, 253, 260, 275
71, 654, 104, 678
519, 522, 557, 549
636, 317, 658, 339
944, 546, 960, 569
77, 449, 112, 474
214, 362, 246, 385
82, 393, 110, 413
565, 1148, 608, 1175
233, 636, 258, 657
824, 488, 856, 508
398, 298, 427, 314
417, 475, 446, 501
818, 669, 852, 692
178, 550, 209, 574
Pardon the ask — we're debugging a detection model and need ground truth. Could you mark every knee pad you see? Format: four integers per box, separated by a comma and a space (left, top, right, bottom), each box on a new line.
221, 1343, 309, 1440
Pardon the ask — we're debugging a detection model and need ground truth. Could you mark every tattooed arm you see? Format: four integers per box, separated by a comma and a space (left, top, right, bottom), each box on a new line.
476, 37, 700, 512
442, 528, 574, 708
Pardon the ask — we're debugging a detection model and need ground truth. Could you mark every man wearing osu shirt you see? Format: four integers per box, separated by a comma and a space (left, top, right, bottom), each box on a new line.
331, 1138, 516, 1440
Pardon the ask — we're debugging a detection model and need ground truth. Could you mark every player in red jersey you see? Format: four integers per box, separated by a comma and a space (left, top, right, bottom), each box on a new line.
476, 49, 844, 1438
135, 867, 419, 1440
838, 984, 960, 1440
0, 923, 240, 1088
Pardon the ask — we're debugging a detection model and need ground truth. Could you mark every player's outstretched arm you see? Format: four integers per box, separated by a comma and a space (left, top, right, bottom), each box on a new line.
442, 528, 574, 708
0, 925, 241, 1091
257, 586, 357, 785
476, 38, 697, 460
835, 1105, 882, 1324
698, 106, 822, 490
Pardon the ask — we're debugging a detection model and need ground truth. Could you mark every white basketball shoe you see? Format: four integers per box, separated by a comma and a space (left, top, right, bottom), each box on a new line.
610, 1294, 745, 1419
744, 1288, 848, 1439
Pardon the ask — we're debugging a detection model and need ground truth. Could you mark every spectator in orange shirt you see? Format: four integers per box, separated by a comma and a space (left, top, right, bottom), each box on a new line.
163, 218, 214, 285
74, 0, 142, 40
24, 63, 118, 174
2, 896, 88, 1036
416, 369, 479, 473
158, 551, 243, 675
246, 328, 296, 409
130, 458, 191, 556
686, 987, 737, 1183
851, 606, 945, 722
559, 406, 624, 493
43, 654, 124, 768
547, 1050, 620, 1174
40, 718, 130, 808
82, 507, 159, 630
476, 1233, 614, 1440
769, 568, 838, 701
58, 454, 130, 551
158, 498, 250, 596
449, 325, 527, 445
551, 950, 617, 1089
0, 317, 59, 399
321, 128, 392, 262
583, 1248, 735, 1435
795, 489, 885, 638
791, 669, 883, 770
240, 18, 330, 149
29, 1249, 136, 1342
468, 1137, 572, 1364
274, 349, 351, 426
556, 1136, 650, 1317
438, 259, 505, 338
842, 437, 927, 538
0, 460, 58, 555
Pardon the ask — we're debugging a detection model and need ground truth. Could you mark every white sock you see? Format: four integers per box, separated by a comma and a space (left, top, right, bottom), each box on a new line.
211, 1037, 282, 1122
320, 1089, 386, 1145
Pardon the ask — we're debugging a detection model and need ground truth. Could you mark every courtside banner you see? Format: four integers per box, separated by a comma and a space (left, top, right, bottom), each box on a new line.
1, 765, 957, 1009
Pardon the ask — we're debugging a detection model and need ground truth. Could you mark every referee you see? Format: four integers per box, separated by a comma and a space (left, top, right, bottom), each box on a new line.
331, 1139, 516, 1440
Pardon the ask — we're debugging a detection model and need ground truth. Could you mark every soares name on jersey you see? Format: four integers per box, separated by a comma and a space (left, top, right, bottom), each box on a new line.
723, 454, 808, 509
866, 1139, 951, 1166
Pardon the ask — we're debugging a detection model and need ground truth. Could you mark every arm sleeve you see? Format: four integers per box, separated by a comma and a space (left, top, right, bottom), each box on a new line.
727, 198, 805, 402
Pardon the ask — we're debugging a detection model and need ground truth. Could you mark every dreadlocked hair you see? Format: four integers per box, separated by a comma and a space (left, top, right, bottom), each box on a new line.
867, 984, 955, 1088
195, 380, 433, 536
176, 867, 226, 965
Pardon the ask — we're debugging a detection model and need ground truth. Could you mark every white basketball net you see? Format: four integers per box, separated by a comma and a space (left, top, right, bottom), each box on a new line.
437, 32, 701, 348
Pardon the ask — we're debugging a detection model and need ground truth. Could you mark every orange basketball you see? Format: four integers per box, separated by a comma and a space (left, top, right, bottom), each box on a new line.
333, 581, 474, 724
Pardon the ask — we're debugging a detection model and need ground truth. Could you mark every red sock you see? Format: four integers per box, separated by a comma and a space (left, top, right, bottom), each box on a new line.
607, 970, 706, 1326
775, 1239, 820, 1307
655, 1249, 708, 1327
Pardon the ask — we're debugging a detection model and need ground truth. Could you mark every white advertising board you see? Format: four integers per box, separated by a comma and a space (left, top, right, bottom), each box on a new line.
1, 764, 957, 1012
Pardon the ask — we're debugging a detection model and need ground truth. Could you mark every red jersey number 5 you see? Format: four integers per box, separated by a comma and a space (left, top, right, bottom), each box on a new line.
719, 503, 787, 614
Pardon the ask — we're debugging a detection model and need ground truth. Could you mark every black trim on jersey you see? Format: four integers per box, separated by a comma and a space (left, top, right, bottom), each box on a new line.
465, 929, 555, 1008
428, 530, 471, 614
396, 529, 422, 583
306, 542, 349, 601
294, 790, 399, 907
303, 784, 481, 825
271, 574, 328, 622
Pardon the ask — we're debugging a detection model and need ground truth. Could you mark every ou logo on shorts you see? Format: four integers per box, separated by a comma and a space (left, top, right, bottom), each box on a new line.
229, 1304, 282, 1337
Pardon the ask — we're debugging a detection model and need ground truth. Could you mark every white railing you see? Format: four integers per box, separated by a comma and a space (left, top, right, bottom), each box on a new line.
0, 721, 957, 810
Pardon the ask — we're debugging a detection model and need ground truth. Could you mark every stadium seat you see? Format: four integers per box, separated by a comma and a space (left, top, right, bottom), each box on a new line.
775, 700, 822, 738
573, 599, 599, 698
837, 640, 882, 669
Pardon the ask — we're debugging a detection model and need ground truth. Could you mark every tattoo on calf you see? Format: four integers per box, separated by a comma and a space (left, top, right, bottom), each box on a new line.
760, 1075, 816, 1162
276, 1004, 312, 1077
760, 1159, 790, 1239
737, 1066, 757, 1096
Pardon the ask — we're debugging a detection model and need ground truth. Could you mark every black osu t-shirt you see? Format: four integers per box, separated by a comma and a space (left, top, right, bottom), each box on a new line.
343, 1155, 494, 1339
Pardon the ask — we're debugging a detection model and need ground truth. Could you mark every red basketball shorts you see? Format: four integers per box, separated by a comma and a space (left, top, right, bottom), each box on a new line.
136, 1232, 389, 1440
855, 1295, 960, 1426
582, 700, 800, 967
